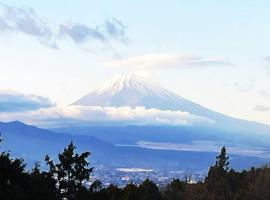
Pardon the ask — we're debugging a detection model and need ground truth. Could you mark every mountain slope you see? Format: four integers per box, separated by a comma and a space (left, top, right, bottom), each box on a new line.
72, 74, 270, 135
73, 74, 220, 118
0, 121, 116, 166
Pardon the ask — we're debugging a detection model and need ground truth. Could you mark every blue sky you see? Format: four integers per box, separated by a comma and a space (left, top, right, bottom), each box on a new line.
0, 0, 269, 125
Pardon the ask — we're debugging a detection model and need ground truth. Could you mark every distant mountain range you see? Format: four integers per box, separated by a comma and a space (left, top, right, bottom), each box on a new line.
0, 121, 266, 172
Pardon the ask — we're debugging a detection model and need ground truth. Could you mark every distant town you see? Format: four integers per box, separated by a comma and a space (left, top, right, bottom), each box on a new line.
91, 167, 205, 187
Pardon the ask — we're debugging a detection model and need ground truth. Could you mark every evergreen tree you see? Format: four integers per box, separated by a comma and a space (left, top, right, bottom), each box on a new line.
122, 182, 139, 200
205, 146, 231, 200
26, 162, 57, 200
215, 146, 229, 172
0, 152, 26, 200
162, 179, 185, 200
137, 179, 162, 200
104, 184, 122, 200
45, 142, 93, 200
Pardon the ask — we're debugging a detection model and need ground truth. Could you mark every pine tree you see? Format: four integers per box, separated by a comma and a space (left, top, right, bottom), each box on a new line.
215, 146, 229, 172
27, 162, 57, 200
163, 179, 185, 200
0, 152, 26, 200
205, 146, 231, 200
122, 182, 139, 200
45, 142, 93, 200
138, 179, 162, 200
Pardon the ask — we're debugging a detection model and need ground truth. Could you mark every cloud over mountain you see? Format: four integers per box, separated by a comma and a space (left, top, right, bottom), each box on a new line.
0, 90, 54, 112
107, 53, 234, 69
0, 105, 214, 127
0, 75, 215, 127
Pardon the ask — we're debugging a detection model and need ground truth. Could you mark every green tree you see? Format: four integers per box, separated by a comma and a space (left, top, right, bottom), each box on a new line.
138, 179, 162, 200
104, 184, 122, 200
122, 182, 139, 200
215, 146, 229, 172
205, 146, 231, 200
162, 179, 185, 200
26, 162, 57, 200
45, 142, 93, 200
0, 152, 27, 200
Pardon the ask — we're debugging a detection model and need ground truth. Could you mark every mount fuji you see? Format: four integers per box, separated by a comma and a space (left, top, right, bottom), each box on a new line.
1, 74, 270, 177
72, 74, 270, 134
73, 74, 220, 119
53, 74, 270, 172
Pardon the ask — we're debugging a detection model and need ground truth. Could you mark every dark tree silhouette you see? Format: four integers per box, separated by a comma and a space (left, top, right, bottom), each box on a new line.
0, 152, 26, 200
122, 182, 139, 200
205, 146, 231, 200
1, 137, 270, 200
162, 179, 185, 200
215, 146, 230, 172
45, 142, 93, 200
138, 179, 162, 200
26, 162, 57, 200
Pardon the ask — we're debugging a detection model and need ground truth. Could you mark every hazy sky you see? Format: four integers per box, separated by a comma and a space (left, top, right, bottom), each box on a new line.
0, 0, 270, 125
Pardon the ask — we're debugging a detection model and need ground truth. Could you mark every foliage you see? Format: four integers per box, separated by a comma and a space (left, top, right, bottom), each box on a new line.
1, 140, 270, 200
45, 142, 93, 200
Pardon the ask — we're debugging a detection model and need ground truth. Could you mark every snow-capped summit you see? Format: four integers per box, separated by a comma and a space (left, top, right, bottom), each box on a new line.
91, 74, 163, 96
73, 74, 221, 119
73, 74, 178, 106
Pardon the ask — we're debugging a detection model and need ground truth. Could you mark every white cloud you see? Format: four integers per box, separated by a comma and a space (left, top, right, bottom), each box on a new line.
58, 18, 127, 44
260, 90, 270, 101
59, 23, 105, 44
0, 3, 127, 49
0, 90, 54, 112
254, 105, 270, 112
264, 56, 270, 62
0, 3, 57, 48
233, 81, 254, 92
0, 105, 214, 127
107, 53, 234, 69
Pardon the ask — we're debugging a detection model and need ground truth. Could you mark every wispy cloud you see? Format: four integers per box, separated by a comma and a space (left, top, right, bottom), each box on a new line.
263, 56, 270, 76
233, 82, 254, 92
0, 3, 127, 49
104, 18, 127, 42
107, 53, 234, 69
259, 90, 270, 101
58, 18, 127, 45
267, 68, 270, 76
0, 105, 214, 127
59, 23, 105, 44
263, 56, 270, 62
0, 90, 54, 112
254, 105, 270, 112
0, 3, 57, 48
